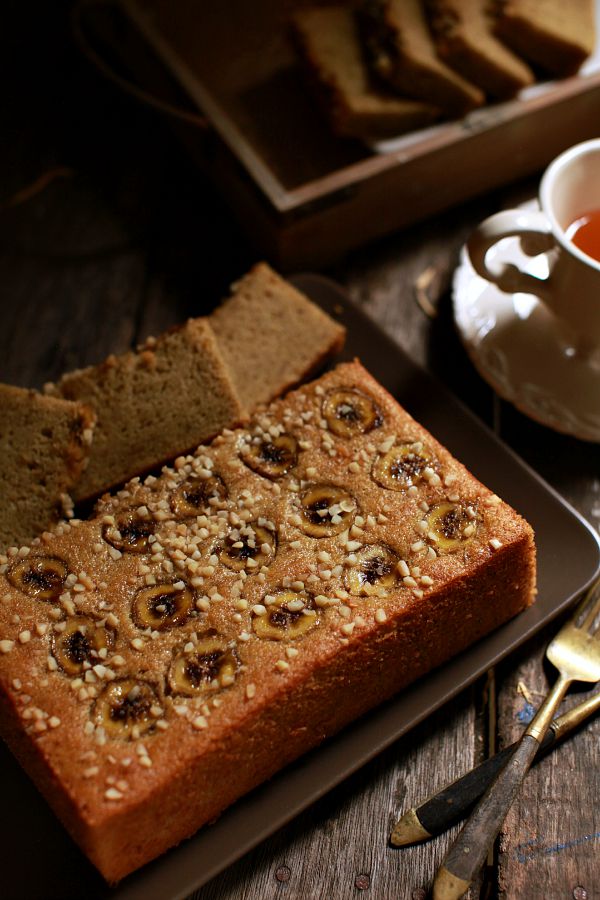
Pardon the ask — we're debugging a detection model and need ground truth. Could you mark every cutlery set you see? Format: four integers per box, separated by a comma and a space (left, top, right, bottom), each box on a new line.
390, 577, 600, 900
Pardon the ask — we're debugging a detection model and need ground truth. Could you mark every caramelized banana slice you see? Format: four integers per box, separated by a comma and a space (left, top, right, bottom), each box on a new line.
168, 635, 239, 696
7, 556, 69, 601
132, 583, 194, 630
252, 590, 319, 640
102, 510, 155, 553
372, 442, 433, 491
345, 545, 399, 597
323, 389, 382, 438
170, 474, 227, 518
299, 484, 357, 537
241, 433, 298, 479
94, 678, 158, 740
426, 502, 477, 551
53, 616, 114, 676
219, 523, 276, 572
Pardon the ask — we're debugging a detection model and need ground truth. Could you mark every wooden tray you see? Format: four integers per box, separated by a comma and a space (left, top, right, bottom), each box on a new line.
100, 0, 600, 268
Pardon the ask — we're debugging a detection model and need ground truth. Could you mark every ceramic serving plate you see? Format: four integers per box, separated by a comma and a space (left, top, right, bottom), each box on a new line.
2, 274, 599, 900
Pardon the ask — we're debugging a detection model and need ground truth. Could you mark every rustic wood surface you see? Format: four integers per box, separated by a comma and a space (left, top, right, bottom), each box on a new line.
2, 3, 599, 898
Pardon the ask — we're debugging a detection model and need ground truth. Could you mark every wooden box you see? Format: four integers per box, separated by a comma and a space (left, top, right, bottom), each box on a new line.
99, 0, 600, 269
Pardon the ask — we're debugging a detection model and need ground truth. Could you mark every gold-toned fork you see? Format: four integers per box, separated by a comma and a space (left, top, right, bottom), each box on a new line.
433, 578, 600, 900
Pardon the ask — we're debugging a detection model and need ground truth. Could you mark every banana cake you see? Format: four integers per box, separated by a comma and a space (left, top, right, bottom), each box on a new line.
361, 0, 485, 117
46, 318, 245, 503
0, 361, 536, 882
426, 0, 535, 98
210, 262, 346, 411
47, 264, 346, 502
493, 0, 595, 77
291, 5, 440, 141
0, 385, 95, 550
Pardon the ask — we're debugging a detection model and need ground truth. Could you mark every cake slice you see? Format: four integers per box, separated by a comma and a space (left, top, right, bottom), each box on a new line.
0, 385, 95, 549
0, 361, 536, 882
362, 0, 485, 117
210, 262, 346, 411
291, 5, 440, 140
47, 319, 245, 502
493, 0, 595, 77
427, 0, 535, 98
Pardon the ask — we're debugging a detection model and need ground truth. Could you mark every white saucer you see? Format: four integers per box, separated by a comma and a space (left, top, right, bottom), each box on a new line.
452, 220, 600, 443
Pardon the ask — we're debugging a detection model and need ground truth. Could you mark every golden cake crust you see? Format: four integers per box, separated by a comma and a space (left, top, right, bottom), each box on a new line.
0, 361, 535, 881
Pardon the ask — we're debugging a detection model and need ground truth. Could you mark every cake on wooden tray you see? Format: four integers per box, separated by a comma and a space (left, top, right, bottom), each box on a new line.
291, 5, 440, 140
493, 0, 596, 77
427, 0, 535, 98
0, 361, 536, 882
361, 0, 485, 117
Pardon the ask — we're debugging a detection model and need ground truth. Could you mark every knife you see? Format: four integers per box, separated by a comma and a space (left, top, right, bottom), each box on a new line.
390, 688, 600, 847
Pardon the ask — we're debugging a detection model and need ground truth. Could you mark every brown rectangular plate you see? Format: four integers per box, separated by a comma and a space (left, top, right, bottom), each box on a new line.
2, 275, 599, 899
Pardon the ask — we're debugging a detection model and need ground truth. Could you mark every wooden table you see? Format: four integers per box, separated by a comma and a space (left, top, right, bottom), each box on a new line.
2, 4, 599, 898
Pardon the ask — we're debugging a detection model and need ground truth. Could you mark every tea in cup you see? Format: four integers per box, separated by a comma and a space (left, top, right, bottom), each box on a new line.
565, 208, 600, 263
467, 139, 600, 361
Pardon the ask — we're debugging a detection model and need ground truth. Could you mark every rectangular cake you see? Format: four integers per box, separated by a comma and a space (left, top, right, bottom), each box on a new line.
0, 361, 536, 882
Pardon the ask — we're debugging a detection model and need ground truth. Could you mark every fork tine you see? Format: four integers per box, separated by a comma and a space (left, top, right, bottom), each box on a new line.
575, 580, 600, 632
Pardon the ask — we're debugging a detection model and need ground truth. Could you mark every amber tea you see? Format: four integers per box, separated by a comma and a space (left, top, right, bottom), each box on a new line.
565, 208, 600, 264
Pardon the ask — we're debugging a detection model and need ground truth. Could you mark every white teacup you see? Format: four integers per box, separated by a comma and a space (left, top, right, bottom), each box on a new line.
467, 139, 600, 360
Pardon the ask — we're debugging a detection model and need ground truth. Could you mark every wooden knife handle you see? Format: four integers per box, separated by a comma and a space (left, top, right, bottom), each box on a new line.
433, 735, 539, 900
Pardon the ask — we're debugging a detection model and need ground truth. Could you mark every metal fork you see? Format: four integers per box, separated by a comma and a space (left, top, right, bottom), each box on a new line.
433, 578, 600, 900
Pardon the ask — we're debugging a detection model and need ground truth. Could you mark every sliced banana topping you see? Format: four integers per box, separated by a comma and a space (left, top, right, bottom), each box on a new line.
218, 523, 276, 572
241, 433, 298, 479
94, 678, 159, 740
299, 484, 357, 537
102, 510, 155, 554
252, 590, 319, 640
372, 442, 433, 491
345, 545, 399, 597
53, 616, 114, 676
170, 474, 227, 518
7, 556, 69, 601
168, 635, 239, 696
426, 502, 477, 551
132, 583, 194, 631
323, 389, 382, 438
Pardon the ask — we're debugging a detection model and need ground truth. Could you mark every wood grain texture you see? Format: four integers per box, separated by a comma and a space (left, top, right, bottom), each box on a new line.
2, 3, 599, 898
